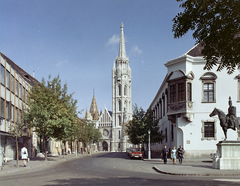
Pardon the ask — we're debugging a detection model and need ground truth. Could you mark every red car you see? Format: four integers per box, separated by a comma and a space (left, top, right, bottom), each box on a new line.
129, 148, 143, 159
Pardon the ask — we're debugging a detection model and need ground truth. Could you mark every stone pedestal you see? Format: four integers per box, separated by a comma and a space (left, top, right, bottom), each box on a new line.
213, 140, 240, 170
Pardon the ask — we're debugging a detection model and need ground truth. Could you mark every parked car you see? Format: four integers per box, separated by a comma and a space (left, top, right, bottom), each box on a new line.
209, 152, 217, 159
129, 148, 143, 160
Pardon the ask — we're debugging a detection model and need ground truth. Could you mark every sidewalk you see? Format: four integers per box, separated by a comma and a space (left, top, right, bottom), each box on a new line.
145, 158, 240, 176
0, 153, 87, 175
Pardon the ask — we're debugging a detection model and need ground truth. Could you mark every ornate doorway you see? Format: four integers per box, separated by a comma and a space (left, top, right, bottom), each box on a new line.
102, 141, 108, 151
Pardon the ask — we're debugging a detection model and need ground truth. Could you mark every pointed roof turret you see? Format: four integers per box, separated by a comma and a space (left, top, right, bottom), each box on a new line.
90, 94, 99, 120
118, 22, 128, 60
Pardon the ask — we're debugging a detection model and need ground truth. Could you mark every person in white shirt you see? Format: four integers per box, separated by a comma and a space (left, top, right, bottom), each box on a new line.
21, 145, 28, 167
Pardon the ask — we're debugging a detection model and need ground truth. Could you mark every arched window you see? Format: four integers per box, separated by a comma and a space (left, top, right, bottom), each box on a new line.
124, 85, 127, 96
118, 115, 121, 126
118, 100, 122, 111
118, 84, 121, 96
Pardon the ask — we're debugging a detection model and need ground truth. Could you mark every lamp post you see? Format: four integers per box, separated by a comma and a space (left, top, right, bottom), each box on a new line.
75, 136, 77, 157
148, 129, 151, 160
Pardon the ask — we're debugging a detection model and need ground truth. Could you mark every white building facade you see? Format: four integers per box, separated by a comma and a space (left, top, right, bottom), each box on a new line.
149, 43, 240, 158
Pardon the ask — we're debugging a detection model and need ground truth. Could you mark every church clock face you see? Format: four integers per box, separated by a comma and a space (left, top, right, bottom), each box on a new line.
103, 129, 109, 137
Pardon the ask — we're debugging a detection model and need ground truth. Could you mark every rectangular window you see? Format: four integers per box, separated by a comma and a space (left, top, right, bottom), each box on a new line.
187, 83, 192, 101
178, 83, 185, 101
11, 75, 14, 93
15, 80, 18, 96
1, 99, 4, 118
171, 124, 174, 141
6, 70, 10, 89
165, 128, 167, 142
204, 122, 214, 137
15, 107, 18, 123
1, 65, 5, 85
204, 83, 214, 102
23, 87, 25, 102
19, 84, 22, 99
6, 101, 11, 120
11, 104, 14, 121
170, 85, 176, 103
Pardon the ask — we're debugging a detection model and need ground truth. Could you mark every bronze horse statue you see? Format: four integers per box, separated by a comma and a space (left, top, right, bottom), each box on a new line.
209, 108, 240, 140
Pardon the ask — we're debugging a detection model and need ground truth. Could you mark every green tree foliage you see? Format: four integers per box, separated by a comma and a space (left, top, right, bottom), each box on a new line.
74, 118, 102, 145
126, 104, 164, 145
172, 0, 240, 74
8, 121, 28, 167
24, 75, 78, 160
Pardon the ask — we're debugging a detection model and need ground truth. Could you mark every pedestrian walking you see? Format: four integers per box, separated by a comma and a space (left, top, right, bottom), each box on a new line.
21, 144, 28, 167
171, 146, 177, 164
177, 145, 185, 165
161, 146, 169, 164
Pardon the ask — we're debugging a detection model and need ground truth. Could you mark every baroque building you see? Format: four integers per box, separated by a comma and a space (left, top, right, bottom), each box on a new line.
148, 43, 240, 158
85, 23, 132, 152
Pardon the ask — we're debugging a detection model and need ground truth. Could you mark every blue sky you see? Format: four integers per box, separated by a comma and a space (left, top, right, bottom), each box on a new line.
0, 0, 195, 117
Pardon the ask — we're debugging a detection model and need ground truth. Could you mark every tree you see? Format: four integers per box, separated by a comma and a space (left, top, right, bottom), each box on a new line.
24, 75, 78, 161
8, 122, 28, 167
126, 104, 164, 145
172, 0, 240, 74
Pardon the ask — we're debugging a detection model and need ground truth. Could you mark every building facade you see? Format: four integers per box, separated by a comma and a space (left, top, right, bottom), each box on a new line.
149, 43, 240, 158
0, 52, 38, 164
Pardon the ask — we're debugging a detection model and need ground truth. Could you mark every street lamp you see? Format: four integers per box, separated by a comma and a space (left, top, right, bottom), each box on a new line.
75, 136, 77, 157
148, 129, 151, 160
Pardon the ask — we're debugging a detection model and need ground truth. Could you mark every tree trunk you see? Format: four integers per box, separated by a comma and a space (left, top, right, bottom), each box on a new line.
16, 136, 19, 167
44, 137, 47, 161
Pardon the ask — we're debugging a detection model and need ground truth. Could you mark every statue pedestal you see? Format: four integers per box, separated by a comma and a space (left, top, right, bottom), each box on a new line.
213, 141, 240, 170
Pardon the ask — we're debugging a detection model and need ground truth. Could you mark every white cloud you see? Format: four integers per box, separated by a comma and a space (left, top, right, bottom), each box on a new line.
106, 34, 119, 46
132, 46, 142, 54
56, 60, 68, 67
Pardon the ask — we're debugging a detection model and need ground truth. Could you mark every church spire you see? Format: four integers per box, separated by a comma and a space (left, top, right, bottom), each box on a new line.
118, 22, 127, 60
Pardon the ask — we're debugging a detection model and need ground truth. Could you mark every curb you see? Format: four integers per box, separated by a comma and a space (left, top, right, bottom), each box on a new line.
152, 166, 240, 177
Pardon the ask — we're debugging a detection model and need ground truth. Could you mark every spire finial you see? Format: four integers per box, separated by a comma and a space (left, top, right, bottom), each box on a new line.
118, 22, 127, 59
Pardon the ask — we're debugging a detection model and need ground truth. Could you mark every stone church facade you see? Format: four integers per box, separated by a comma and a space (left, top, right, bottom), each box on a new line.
85, 23, 132, 152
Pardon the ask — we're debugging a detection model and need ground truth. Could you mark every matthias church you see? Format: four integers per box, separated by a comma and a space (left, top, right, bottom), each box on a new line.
85, 23, 132, 152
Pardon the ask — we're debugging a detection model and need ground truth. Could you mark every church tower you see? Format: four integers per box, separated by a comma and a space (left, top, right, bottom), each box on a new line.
112, 23, 132, 152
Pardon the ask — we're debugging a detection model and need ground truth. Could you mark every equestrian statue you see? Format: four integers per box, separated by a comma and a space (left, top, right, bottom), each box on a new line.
209, 97, 240, 141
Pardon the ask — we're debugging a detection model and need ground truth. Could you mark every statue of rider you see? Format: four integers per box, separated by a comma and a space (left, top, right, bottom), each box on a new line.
226, 96, 236, 130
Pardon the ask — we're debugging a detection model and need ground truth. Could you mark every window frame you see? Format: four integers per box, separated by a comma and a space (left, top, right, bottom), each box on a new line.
200, 72, 217, 103
201, 119, 217, 140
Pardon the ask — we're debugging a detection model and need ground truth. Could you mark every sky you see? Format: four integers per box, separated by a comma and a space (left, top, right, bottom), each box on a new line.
0, 0, 196, 117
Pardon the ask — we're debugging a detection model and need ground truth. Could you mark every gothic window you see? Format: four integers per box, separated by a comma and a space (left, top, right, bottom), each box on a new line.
119, 130, 121, 139
118, 115, 121, 126
118, 100, 122, 111
200, 72, 217, 103
124, 85, 127, 96
118, 84, 121, 96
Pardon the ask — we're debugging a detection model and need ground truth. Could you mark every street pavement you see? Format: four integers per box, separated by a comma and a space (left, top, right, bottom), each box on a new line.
0, 152, 87, 175
1, 152, 240, 177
